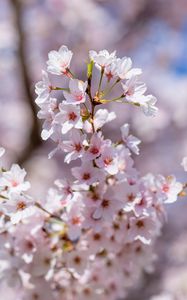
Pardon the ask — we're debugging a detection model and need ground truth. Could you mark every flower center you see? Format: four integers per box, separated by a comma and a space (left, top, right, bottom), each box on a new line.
82, 173, 91, 180
106, 71, 113, 81
136, 220, 144, 228
90, 147, 99, 155
104, 157, 113, 165
75, 143, 82, 152
68, 112, 77, 121
11, 180, 18, 187
71, 216, 81, 225
127, 193, 135, 202
162, 184, 169, 193
93, 233, 101, 241
16, 201, 26, 211
74, 256, 81, 264
101, 199, 109, 208
75, 94, 83, 102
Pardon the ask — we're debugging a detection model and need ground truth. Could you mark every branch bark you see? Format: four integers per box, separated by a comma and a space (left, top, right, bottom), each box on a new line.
10, 0, 42, 166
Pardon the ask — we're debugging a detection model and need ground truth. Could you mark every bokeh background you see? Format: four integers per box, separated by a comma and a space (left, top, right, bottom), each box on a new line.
1, 0, 187, 299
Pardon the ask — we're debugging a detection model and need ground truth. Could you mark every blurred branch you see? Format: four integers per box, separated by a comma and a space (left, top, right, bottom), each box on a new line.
10, 0, 42, 166
117, 0, 159, 47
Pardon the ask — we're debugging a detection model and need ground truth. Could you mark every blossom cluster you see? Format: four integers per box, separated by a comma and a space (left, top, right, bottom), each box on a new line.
0, 46, 184, 300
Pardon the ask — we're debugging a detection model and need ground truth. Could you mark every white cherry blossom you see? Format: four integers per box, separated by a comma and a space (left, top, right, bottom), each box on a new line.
3, 193, 35, 224
121, 76, 147, 100
84, 132, 104, 161
47, 45, 73, 75
156, 175, 182, 203
116, 57, 142, 79
140, 95, 158, 117
89, 49, 116, 68
72, 162, 104, 186
37, 97, 59, 140
35, 70, 52, 104
63, 79, 87, 104
181, 156, 187, 171
120, 123, 141, 155
96, 144, 119, 175
62, 130, 86, 163
0, 147, 5, 158
54, 103, 83, 134
84, 108, 116, 133
0, 164, 30, 194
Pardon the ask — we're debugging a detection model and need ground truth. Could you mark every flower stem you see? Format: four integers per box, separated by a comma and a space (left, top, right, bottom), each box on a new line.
98, 67, 104, 94
103, 78, 121, 97
35, 202, 63, 223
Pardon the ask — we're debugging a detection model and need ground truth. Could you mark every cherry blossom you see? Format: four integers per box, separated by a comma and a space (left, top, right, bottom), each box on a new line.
3, 193, 35, 225
121, 76, 147, 101
120, 123, 141, 155
116, 57, 142, 79
104, 60, 118, 81
35, 70, 52, 104
140, 95, 158, 117
54, 103, 83, 134
62, 129, 86, 163
0, 147, 5, 158
84, 108, 116, 133
89, 50, 116, 68
84, 132, 104, 160
72, 162, 104, 186
0, 164, 30, 194
47, 45, 73, 75
96, 143, 119, 175
54, 178, 73, 202
0, 45, 184, 300
181, 157, 187, 172
63, 79, 87, 104
93, 188, 123, 221
128, 216, 159, 245
37, 97, 59, 140
156, 175, 182, 204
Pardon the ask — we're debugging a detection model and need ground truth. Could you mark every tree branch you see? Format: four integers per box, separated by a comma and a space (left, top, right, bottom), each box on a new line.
10, 0, 42, 166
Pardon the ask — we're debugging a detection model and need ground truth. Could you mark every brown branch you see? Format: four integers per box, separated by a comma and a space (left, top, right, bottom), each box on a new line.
10, 0, 42, 166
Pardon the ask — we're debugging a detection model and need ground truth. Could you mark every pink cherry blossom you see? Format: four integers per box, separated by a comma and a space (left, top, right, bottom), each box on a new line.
0, 164, 30, 194
84, 132, 104, 160
62, 129, 86, 163
96, 143, 119, 175
93, 188, 123, 221
0, 45, 182, 300
54, 103, 83, 134
128, 216, 159, 245
72, 162, 104, 186
156, 175, 182, 203
63, 79, 87, 104
3, 193, 35, 224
